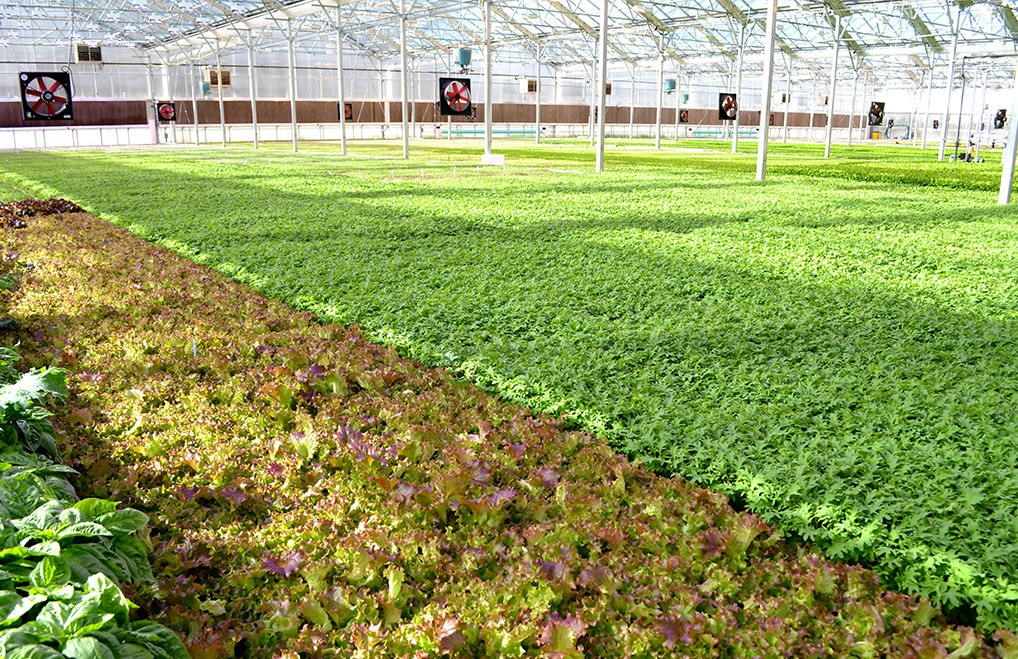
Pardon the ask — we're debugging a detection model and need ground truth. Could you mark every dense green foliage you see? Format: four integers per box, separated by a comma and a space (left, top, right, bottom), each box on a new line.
2, 142, 1018, 630
0, 199, 188, 659
0, 348, 188, 659
4, 208, 1004, 657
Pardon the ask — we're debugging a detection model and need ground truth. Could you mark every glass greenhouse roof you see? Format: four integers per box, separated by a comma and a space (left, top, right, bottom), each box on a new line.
3, 0, 1018, 88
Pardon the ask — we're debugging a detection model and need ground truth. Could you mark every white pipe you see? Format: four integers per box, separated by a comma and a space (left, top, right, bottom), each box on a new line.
846, 73, 858, 146
336, 7, 346, 156
248, 33, 259, 149
400, 5, 409, 159
535, 54, 541, 144
807, 78, 815, 142
756, 0, 778, 180
190, 60, 200, 147
595, 0, 609, 173
939, 7, 961, 162
782, 65, 791, 143
410, 64, 417, 140
921, 68, 934, 149
859, 80, 868, 143
824, 14, 841, 159
965, 71, 978, 149
732, 26, 745, 154
286, 25, 297, 152
484, 0, 492, 156
629, 73, 635, 138
674, 64, 682, 141
976, 69, 987, 160
146, 57, 158, 145
999, 60, 1018, 204
216, 46, 227, 148
655, 50, 663, 149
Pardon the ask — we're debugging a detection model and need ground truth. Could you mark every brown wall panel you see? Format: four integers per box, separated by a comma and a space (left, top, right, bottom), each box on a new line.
634, 108, 656, 124
3, 98, 860, 134
0, 100, 146, 128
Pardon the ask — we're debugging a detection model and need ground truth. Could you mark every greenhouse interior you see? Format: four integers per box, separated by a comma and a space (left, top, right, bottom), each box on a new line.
3, 0, 1018, 657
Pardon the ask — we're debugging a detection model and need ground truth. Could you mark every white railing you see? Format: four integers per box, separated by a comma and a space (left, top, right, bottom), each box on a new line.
0, 121, 956, 151
0, 125, 154, 151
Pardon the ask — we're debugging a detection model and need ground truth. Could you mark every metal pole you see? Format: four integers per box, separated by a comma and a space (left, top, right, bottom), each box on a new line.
410, 63, 417, 141
190, 60, 200, 147
807, 78, 815, 142
782, 65, 791, 143
921, 67, 934, 149
965, 69, 978, 151
595, 0, 609, 172
336, 7, 346, 156
860, 80, 869, 142
248, 33, 259, 149
824, 14, 841, 159
589, 64, 597, 147
484, 0, 493, 156
847, 72, 858, 146
674, 64, 682, 141
215, 46, 227, 148
535, 54, 542, 144
163, 61, 174, 144
998, 62, 1018, 204
655, 49, 664, 149
939, 6, 961, 162
976, 69, 987, 160
911, 71, 924, 148
756, 0, 778, 180
286, 24, 298, 152
146, 57, 158, 145
732, 25, 745, 154
954, 64, 967, 160
629, 72, 635, 138
400, 5, 409, 159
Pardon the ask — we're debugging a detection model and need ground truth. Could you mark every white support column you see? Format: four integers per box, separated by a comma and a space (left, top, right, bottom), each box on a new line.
859, 80, 868, 142
246, 34, 258, 149
589, 63, 597, 147
965, 71, 978, 149
336, 7, 346, 156
410, 63, 417, 140
534, 54, 542, 144
484, 0, 493, 156
400, 5, 410, 159
939, 7, 961, 162
921, 67, 934, 149
846, 72, 858, 146
756, 0, 778, 181
824, 14, 841, 159
910, 72, 923, 147
146, 57, 158, 145
629, 73, 635, 138
190, 60, 200, 147
655, 50, 664, 149
732, 25, 745, 154
595, 0, 609, 172
999, 63, 1018, 204
286, 24, 298, 152
782, 65, 791, 143
976, 69, 987, 160
807, 78, 816, 142
674, 65, 682, 141
164, 61, 176, 144
215, 45, 227, 148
